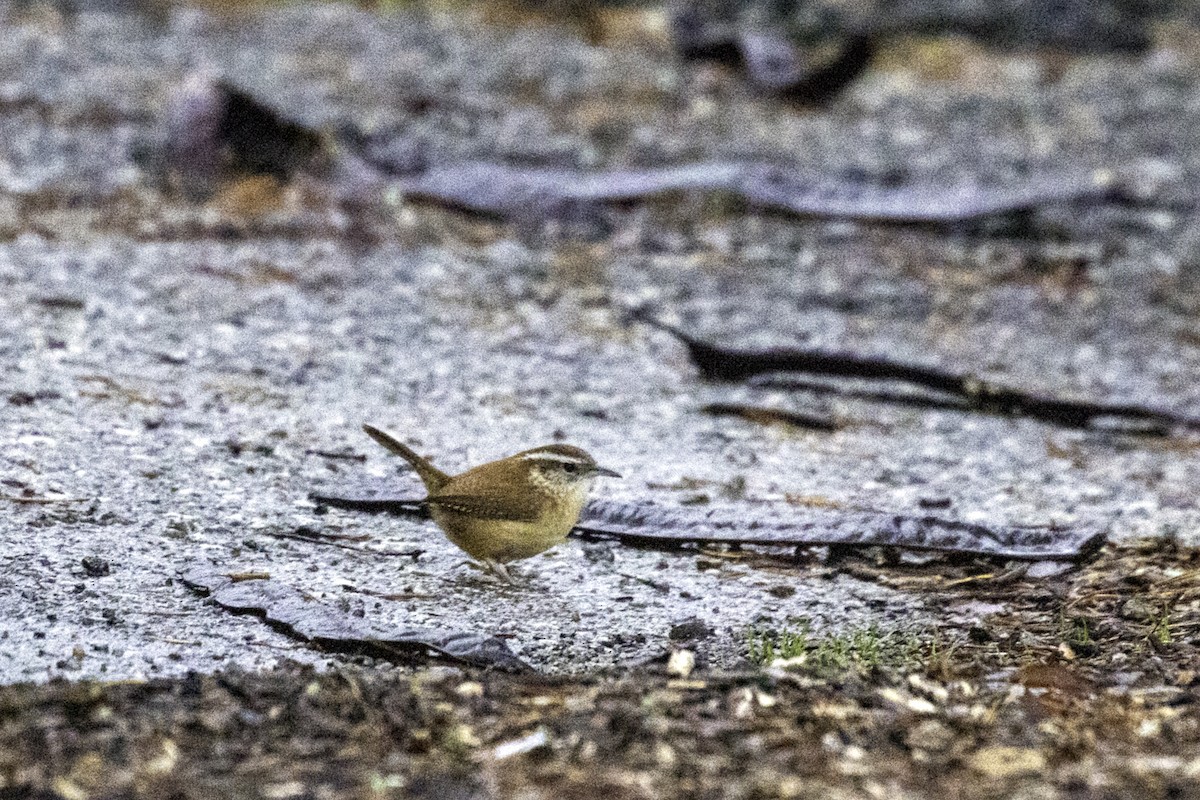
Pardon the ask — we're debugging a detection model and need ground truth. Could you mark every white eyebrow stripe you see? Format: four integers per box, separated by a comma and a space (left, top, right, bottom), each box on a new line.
521, 452, 590, 465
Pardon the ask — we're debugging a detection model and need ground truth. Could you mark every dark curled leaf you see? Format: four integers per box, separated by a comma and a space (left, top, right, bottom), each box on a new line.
309, 493, 1105, 562
180, 568, 529, 671
668, 2, 872, 102
395, 160, 1121, 224
639, 314, 1200, 435
670, 2, 740, 61
737, 162, 1117, 223
577, 500, 1107, 562
218, 82, 323, 178
736, 30, 874, 101
163, 73, 324, 197
398, 162, 739, 219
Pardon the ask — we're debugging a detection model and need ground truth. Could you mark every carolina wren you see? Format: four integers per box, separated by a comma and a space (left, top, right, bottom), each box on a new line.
362, 424, 620, 581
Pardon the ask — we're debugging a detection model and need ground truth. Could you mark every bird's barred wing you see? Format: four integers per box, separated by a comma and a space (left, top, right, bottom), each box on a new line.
425, 493, 542, 522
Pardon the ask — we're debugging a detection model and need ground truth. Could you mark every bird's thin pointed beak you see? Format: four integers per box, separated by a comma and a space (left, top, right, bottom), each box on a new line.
592, 466, 621, 478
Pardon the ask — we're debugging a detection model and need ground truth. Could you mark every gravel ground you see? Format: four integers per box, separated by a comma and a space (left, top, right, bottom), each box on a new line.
0, 1, 1198, 686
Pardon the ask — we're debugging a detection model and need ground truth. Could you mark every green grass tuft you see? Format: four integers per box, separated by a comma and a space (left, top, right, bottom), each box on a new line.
747, 622, 944, 676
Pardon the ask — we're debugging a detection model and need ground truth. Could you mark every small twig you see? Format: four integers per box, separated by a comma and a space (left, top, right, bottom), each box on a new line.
263, 528, 423, 558
616, 572, 671, 593
289, 528, 371, 543
1, 494, 90, 504
77, 374, 184, 408
943, 572, 998, 587
341, 584, 434, 601
305, 449, 367, 462
701, 402, 840, 431
698, 547, 750, 560
944, 565, 1029, 587
228, 571, 271, 582
1153, 572, 1200, 586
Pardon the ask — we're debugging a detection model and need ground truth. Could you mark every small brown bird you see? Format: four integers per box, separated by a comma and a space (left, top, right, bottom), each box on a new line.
363, 424, 620, 581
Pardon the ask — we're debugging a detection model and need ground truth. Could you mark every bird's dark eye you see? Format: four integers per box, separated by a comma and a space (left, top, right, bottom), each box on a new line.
562, 462, 580, 474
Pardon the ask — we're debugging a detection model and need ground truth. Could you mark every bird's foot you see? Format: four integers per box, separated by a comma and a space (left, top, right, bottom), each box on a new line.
461, 559, 518, 585
481, 559, 516, 584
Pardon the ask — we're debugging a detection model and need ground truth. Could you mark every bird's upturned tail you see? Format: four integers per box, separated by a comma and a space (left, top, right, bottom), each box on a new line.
362, 424, 452, 492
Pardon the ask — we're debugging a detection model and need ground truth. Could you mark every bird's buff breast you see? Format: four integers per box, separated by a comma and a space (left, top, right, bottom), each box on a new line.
430, 500, 582, 563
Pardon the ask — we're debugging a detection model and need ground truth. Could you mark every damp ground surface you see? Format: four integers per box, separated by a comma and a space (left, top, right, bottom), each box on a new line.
0, 1, 1198, 796
3, 540, 1199, 800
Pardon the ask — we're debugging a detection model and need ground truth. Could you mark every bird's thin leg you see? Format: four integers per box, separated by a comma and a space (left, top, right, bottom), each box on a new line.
482, 559, 515, 584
